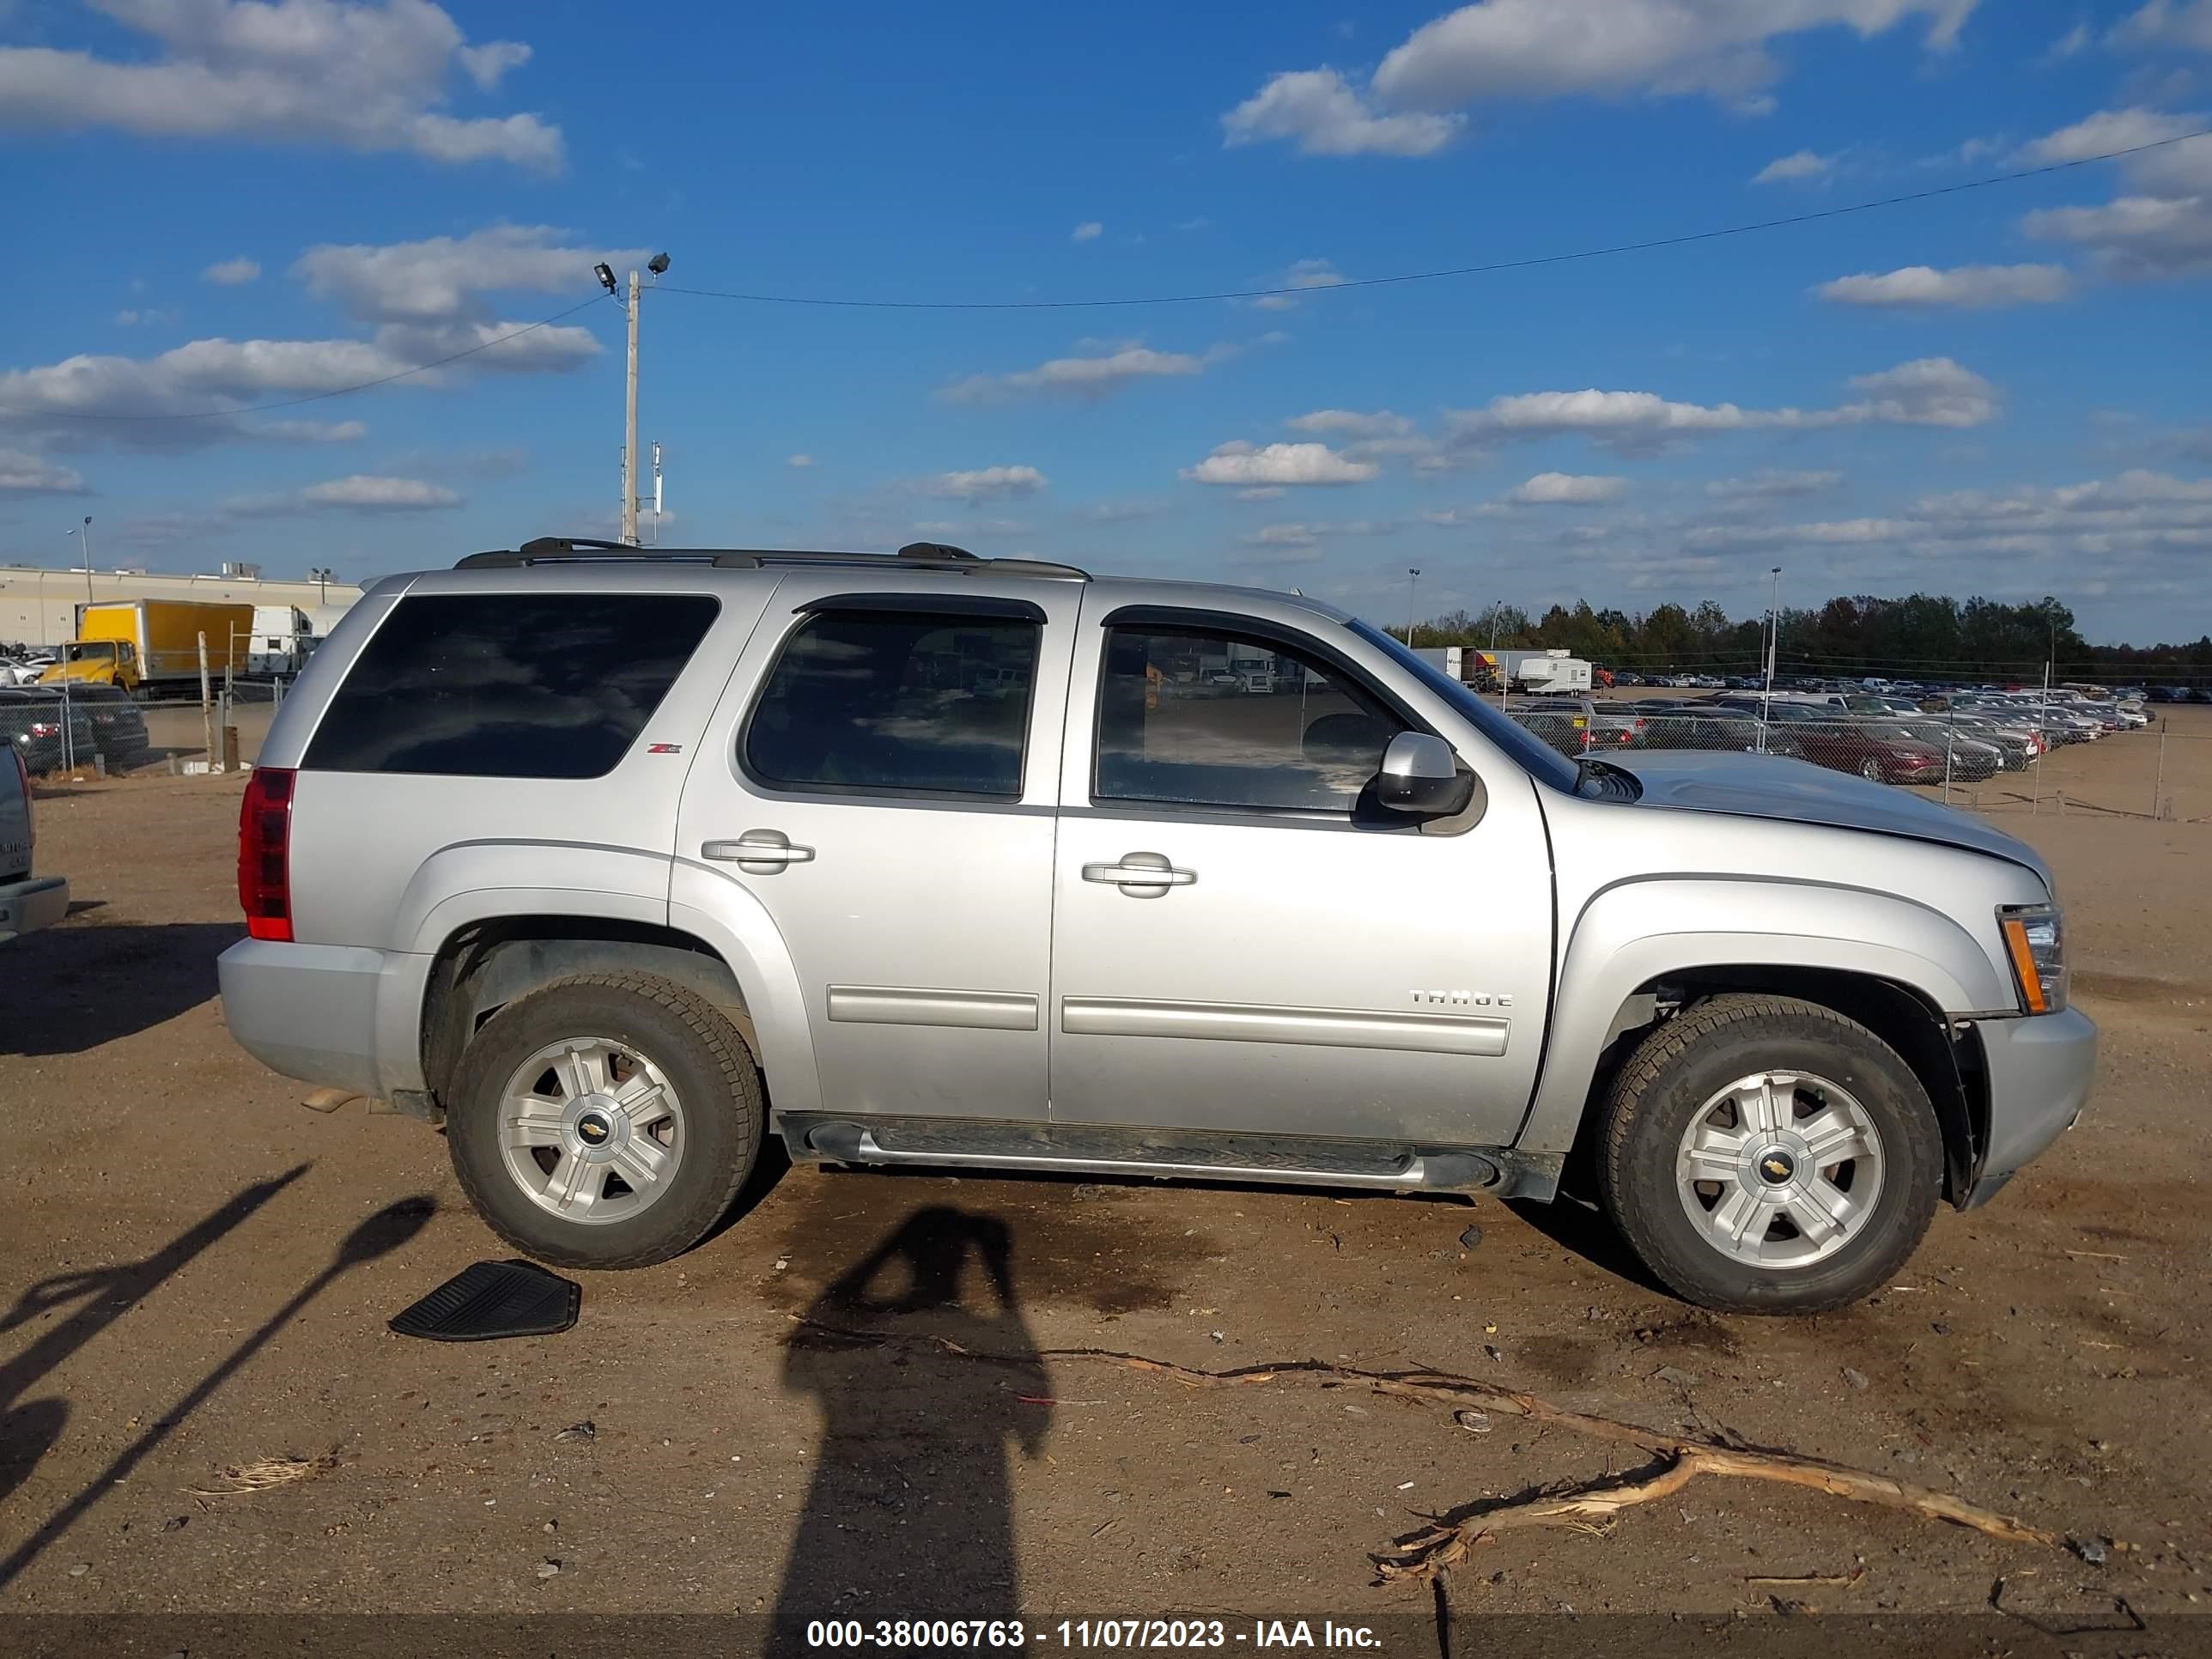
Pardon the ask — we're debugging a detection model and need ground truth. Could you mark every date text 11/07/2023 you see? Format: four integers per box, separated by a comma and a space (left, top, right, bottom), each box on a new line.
803, 1618, 1385, 1649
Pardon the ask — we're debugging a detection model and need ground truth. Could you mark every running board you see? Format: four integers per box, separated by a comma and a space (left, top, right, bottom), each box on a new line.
779, 1115, 1559, 1200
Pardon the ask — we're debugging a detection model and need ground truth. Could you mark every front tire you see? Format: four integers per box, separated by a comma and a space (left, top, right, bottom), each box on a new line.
447, 973, 764, 1270
1597, 994, 1942, 1315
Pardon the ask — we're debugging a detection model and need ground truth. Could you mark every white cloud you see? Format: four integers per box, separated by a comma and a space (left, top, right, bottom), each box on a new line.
202, 257, 260, 286
2050, 21, 2092, 56
1071, 222, 1103, 242
787, 453, 815, 468
295, 225, 649, 323
0, 325, 598, 450
1753, 149, 1835, 183
1251, 258, 1352, 311
1182, 441, 1380, 487
0, 0, 560, 169
941, 343, 1232, 403
249, 418, 368, 443
1285, 408, 1413, 437
1442, 357, 1996, 454
1245, 522, 1322, 546
294, 474, 460, 510
1838, 357, 1999, 427
1221, 68, 1462, 156
1224, 0, 1978, 155
925, 465, 1048, 502
112, 307, 179, 326
1503, 471, 1627, 505
1235, 486, 1286, 501
0, 447, 87, 494
1367, 0, 1975, 110
2026, 193, 2212, 277
2108, 1, 2212, 52
1705, 469, 1843, 499
2015, 106, 2212, 277
1813, 263, 2075, 307
221, 472, 462, 515
2016, 106, 2208, 179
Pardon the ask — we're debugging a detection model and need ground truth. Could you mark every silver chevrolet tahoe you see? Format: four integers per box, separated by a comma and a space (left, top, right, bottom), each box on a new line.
216, 539, 2096, 1314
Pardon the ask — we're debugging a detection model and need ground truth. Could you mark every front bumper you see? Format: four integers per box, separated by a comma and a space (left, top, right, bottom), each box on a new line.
217, 938, 430, 1099
0, 874, 68, 944
1963, 1006, 2098, 1208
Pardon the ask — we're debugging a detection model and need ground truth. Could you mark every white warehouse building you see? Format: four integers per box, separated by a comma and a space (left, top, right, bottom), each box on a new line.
0, 562, 365, 652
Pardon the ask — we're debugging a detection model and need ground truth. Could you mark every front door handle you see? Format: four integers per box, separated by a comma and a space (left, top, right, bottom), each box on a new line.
703, 830, 816, 873
1082, 851, 1195, 896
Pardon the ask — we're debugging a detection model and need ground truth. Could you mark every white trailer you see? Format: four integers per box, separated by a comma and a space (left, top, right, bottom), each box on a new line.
247, 605, 313, 676
1496, 649, 1594, 694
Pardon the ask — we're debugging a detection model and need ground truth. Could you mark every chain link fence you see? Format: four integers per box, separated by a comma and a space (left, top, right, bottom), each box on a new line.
5, 675, 291, 779
1498, 684, 2207, 821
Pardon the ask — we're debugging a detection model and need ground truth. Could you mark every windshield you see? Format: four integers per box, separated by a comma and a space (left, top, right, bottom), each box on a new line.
60, 641, 118, 663
1351, 618, 1580, 791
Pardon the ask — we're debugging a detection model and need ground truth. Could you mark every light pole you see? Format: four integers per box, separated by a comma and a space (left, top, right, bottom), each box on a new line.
65, 516, 94, 605
1406, 568, 1421, 648
599, 252, 671, 547
1762, 565, 1781, 709
310, 566, 334, 605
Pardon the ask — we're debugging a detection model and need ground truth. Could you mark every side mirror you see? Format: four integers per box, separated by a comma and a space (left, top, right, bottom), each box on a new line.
1375, 731, 1474, 817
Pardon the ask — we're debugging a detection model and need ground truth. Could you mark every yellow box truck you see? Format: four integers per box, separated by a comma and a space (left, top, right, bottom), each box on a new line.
39, 599, 256, 695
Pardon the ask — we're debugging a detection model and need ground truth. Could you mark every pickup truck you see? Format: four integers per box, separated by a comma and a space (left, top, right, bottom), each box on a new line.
216, 539, 2096, 1314
0, 745, 67, 944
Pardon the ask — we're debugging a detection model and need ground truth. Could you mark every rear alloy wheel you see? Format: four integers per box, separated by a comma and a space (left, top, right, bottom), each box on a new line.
447, 973, 763, 1270
1598, 994, 1942, 1314
1858, 757, 1885, 783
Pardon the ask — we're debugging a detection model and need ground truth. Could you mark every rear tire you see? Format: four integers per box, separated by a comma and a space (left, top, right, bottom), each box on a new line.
1597, 994, 1942, 1315
447, 973, 763, 1270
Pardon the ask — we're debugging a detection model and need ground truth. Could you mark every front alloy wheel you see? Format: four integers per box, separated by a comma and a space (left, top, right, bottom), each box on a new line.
1674, 1071, 1885, 1268
1598, 993, 1942, 1314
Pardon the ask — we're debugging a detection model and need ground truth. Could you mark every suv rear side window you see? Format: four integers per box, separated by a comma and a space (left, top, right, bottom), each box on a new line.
303, 592, 719, 779
743, 610, 1038, 797
1094, 625, 1405, 812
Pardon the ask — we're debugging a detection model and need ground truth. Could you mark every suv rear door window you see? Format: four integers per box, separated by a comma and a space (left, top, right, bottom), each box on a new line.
742, 608, 1038, 797
1093, 625, 1404, 812
303, 592, 719, 779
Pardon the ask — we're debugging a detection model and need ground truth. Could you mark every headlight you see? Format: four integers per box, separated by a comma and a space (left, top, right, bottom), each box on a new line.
1999, 903, 2067, 1014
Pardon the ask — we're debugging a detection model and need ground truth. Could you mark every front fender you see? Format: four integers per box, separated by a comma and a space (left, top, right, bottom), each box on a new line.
1516, 877, 2008, 1158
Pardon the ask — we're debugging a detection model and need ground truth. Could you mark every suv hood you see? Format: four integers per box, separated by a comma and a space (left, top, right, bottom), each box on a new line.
1612, 750, 2051, 885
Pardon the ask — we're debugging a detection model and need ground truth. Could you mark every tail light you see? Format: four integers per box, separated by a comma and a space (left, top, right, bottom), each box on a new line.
28, 720, 58, 738
237, 766, 295, 941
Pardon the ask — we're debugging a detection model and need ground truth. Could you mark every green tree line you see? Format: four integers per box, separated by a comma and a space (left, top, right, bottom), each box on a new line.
1401, 594, 2212, 685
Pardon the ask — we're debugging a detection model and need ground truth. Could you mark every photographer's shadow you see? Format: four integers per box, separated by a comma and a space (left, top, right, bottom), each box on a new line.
771, 1206, 1050, 1645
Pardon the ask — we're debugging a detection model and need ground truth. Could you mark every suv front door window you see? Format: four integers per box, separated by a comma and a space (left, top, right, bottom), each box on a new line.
1047, 603, 1553, 1146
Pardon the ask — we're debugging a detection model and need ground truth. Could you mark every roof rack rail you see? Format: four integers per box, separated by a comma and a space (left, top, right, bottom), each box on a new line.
455, 538, 1088, 580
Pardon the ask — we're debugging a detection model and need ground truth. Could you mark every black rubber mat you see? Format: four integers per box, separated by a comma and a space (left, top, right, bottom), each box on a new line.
388, 1259, 580, 1342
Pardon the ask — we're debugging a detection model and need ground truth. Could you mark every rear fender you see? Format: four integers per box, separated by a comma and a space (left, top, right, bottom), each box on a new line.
669, 860, 821, 1119
1518, 877, 2007, 1158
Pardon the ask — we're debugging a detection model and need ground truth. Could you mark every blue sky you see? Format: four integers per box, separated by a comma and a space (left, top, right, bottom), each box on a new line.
2, 0, 2209, 642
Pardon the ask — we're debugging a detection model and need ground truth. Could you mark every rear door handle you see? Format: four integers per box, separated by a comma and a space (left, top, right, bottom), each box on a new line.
1082, 851, 1194, 896
703, 830, 815, 872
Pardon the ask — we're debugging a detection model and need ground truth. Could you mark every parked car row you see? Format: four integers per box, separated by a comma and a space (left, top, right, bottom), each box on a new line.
0, 653, 56, 688
1510, 684, 2154, 786
0, 684, 151, 773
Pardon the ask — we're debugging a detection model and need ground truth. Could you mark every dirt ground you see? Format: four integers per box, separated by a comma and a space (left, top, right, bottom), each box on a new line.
3, 716, 2209, 1656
